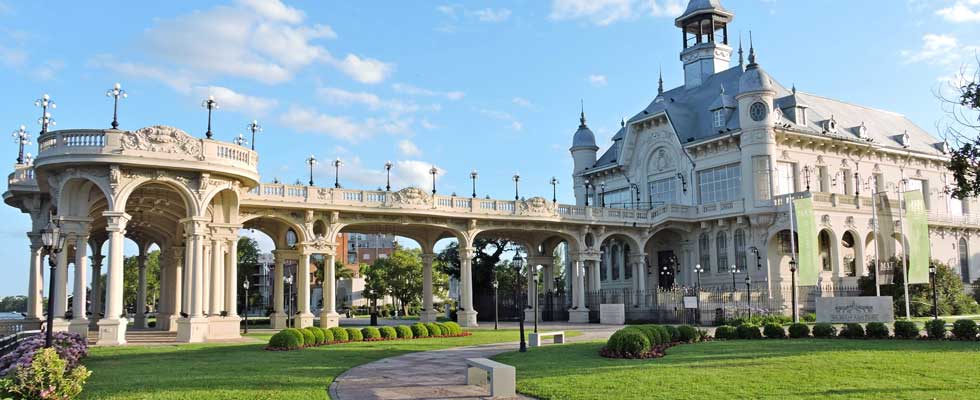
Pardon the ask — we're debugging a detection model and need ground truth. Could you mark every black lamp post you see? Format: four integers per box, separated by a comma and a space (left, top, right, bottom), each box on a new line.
284, 273, 294, 328
106, 83, 127, 129
599, 182, 606, 207
730, 264, 737, 293
201, 95, 219, 139
40, 221, 66, 348
513, 174, 520, 200
333, 158, 343, 188
12, 125, 30, 164
242, 279, 250, 334
750, 246, 761, 271
385, 161, 393, 191
789, 258, 799, 323
744, 274, 752, 319
492, 277, 499, 330
929, 263, 939, 320
430, 167, 438, 195
512, 250, 527, 352
34, 94, 56, 135
234, 133, 247, 147
532, 268, 539, 333
693, 264, 703, 325
247, 120, 262, 151
306, 155, 317, 186
584, 180, 591, 207
550, 177, 559, 204
470, 170, 478, 198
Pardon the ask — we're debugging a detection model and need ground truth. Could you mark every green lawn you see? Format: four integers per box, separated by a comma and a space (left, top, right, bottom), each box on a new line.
494, 339, 980, 400
82, 329, 526, 400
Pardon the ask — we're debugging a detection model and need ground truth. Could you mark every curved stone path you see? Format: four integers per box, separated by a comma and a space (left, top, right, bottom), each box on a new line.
330, 323, 622, 400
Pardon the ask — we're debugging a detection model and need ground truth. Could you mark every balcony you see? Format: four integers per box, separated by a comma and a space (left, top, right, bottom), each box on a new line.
773, 191, 980, 228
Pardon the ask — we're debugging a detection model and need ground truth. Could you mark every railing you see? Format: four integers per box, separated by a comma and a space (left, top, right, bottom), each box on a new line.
0, 319, 41, 337
7, 165, 36, 188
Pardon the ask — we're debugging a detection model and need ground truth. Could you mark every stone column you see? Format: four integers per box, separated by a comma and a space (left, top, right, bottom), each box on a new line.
224, 239, 238, 317
97, 212, 128, 345
420, 253, 437, 322
69, 236, 90, 336
457, 246, 478, 327
51, 245, 69, 332
271, 253, 287, 329
177, 220, 209, 343
295, 252, 314, 328
182, 244, 191, 315
166, 248, 184, 332
202, 241, 211, 316
543, 264, 554, 294
89, 250, 104, 328
524, 263, 538, 322
209, 238, 223, 316
591, 261, 601, 291
569, 255, 589, 323
319, 251, 340, 328
26, 239, 43, 321
135, 249, 148, 328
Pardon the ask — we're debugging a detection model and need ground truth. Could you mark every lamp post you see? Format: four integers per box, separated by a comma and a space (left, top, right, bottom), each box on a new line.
599, 182, 606, 207
789, 258, 798, 323
247, 120, 262, 151
306, 155, 317, 186
749, 247, 761, 271
284, 274, 294, 328
201, 95, 219, 139
744, 274, 752, 319
533, 270, 539, 333
40, 221, 66, 348
802, 166, 812, 192
34, 94, 56, 135
470, 170, 478, 198
106, 83, 127, 129
430, 167, 438, 195
242, 279, 250, 334
513, 174, 521, 200
234, 133, 247, 147
693, 264, 704, 325
929, 263, 938, 320
492, 278, 499, 330
584, 180, 591, 207
730, 264, 737, 293
385, 161, 393, 191
512, 250, 527, 352
11, 125, 30, 164
550, 177, 559, 204
333, 158, 343, 188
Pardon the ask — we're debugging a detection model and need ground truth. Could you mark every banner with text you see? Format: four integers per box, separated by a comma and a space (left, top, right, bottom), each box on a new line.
794, 197, 819, 286
904, 190, 930, 284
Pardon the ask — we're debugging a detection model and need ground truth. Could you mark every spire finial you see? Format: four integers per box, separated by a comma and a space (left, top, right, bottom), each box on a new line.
579, 99, 587, 127
658, 66, 664, 95
621, 118, 625, 128
748, 31, 756, 65
792, 84, 797, 94
738, 33, 744, 66
720, 83, 726, 95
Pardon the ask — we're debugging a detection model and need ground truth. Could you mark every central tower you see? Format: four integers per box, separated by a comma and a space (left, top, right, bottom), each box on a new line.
676, 0, 734, 89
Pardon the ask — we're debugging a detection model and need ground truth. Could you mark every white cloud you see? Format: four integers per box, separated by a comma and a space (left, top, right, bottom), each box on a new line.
193, 85, 278, 115
279, 106, 411, 141
329, 54, 393, 84
236, 0, 306, 24
900, 34, 978, 66
512, 97, 534, 109
394, 160, 444, 189
936, 0, 980, 22
330, 157, 444, 190
398, 139, 422, 156
549, 0, 682, 26
33, 60, 64, 81
588, 74, 608, 87
90, 55, 196, 93
472, 8, 512, 22
420, 119, 439, 130
477, 108, 523, 131
392, 83, 464, 100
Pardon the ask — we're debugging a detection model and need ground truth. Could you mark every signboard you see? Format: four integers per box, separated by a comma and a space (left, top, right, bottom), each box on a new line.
816, 296, 894, 323
599, 304, 625, 325
682, 296, 698, 309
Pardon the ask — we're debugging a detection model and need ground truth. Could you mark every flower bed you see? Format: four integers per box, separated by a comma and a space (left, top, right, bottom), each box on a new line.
265, 322, 470, 351
0, 332, 91, 399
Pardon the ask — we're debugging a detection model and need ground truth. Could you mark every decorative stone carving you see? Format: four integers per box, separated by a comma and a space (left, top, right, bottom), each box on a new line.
821, 214, 831, 227
389, 187, 431, 206
519, 197, 554, 215
845, 216, 855, 228
121, 126, 202, 158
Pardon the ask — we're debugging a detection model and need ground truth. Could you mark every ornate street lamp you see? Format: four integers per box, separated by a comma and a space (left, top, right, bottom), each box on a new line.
492, 277, 499, 330
730, 264, 738, 293
929, 263, 939, 320
693, 264, 704, 325
40, 220, 66, 348
789, 258, 798, 323
550, 177, 559, 204
234, 133, 248, 147
513, 173, 520, 201
749, 246, 761, 271
430, 167, 438, 195
242, 279, 251, 334
247, 120, 262, 151
470, 170, 478, 198
11, 125, 30, 164
284, 273, 294, 328
532, 269, 539, 334
744, 274, 752, 319
584, 179, 591, 207
306, 155, 317, 186
333, 158, 343, 188
201, 95, 219, 139
34, 94, 56, 135
384, 161, 393, 191
512, 250, 527, 352
802, 166, 813, 191
105, 83, 127, 129
599, 182, 606, 207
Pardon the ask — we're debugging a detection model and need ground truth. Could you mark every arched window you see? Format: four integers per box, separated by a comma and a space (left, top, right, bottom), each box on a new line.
842, 232, 857, 277
599, 245, 608, 281
734, 229, 747, 271
716, 231, 728, 273
960, 238, 970, 283
819, 230, 832, 272
611, 243, 621, 280
624, 245, 633, 279
699, 233, 710, 271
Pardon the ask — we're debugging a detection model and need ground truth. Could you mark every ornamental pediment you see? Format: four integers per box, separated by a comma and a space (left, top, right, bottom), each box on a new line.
121, 125, 202, 158
388, 187, 432, 207
519, 196, 555, 216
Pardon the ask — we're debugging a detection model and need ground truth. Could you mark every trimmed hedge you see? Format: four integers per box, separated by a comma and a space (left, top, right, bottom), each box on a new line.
763, 323, 786, 339
284, 328, 305, 346
424, 323, 443, 336
812, 323, 836, 338
411, 323, 430, 337
330, 326, 349, 342
788, 323, 810, 339
361, 327, 382, 340
305, 327, 326, 345
346, 328, 364, 341
607, 328, 651, 357
268, 330, 302, 349
379, 326, 398, 339
299, 328, 315, 345
443, 321, 463, 335
665, 325, 681, 342
866, 322, 889, 339
715, 325, 737, 340
320, 327, 335, 342
952, 319, 978, 340
894, 320, 919, 339
677, 325, 698, 342
396, 325, 414, 339
736, 324, 762, 340
839, 323, 865, 339
925, 319, 947, 339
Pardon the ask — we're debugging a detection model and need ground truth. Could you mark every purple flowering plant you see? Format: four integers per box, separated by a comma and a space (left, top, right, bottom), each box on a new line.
0, 332, 88, 377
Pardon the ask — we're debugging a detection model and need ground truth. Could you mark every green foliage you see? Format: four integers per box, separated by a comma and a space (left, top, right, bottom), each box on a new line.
860, 259, 979, 317
120, 250, 161, 313
725, 314, 792, 327
925, 319, 947, 339
436, 238, 511, 301
802, 313, 817, 323
0, 295, 27, 313
812, 323, 836, 338
839, 323, 865, 339
411, 323, 429, 337
435, 322, 451, 336
788, 323, 810, 338
284, 328, 305, 346
346, 328, 364, 341
269, 330, 302, 349
948, 74, 980, 199
424, 322, 443, 336
664, 325, 680, 342
606, 328, 651, 356
443, 321, 463, 335
361, 327, 381, 340
379, 326, 398, 339
629, 325, 660, 346
952, 319, 978, 340
763, 323, 786, 339
0, 348, 91, 400
714, 325, 737, 340
330, 327, 349, 342
305, 327, 325, 345
736, 324, 762, 340
677, 325, 698, 342
893, 320, 919, 339
320, 327, 335, 343
395, 325, 414, 339
298, 328, 315, 345
866, 322, 890, 339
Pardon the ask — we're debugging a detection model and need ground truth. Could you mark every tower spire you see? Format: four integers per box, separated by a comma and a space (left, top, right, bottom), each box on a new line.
738, 33, 744, 67
658, 66, 664, 95
579, 99, 587, 128
748, 31, 757, 66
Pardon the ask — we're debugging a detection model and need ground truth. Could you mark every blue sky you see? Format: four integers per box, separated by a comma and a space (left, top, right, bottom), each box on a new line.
0, 0, 978, 297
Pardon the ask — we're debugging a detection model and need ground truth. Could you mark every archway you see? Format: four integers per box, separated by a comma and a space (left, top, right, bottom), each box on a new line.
841, 231, 862, 277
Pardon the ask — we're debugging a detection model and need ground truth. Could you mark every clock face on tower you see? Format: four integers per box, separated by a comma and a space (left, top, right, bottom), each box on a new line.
749, 102, 768, 122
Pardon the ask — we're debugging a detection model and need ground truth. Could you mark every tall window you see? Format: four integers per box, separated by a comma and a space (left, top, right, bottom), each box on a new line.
779, 231, 798, 255
734, 229, 747, 271
611, 244, 621, 280
752, 156, 771, 201
818, 166, 829, 192
950, 196, 964, 217
624, 245, 633, 279
600, 245, 608, 281
716, 231, 728, 273
698, 163, 741, 204
713, 110, 725, 128
603, 188, 632, 208
819, 230, 832, 272
841, 169, 853, 195
842, 232, 857, 277
774, 161, 796, 196
960, 238, 970, 283
648, 178, 677, 205
906, 178, 930, 209
699, 233, 710, 271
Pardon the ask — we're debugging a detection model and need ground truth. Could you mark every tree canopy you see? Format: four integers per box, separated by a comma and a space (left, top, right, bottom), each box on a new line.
943, 63, 980, 197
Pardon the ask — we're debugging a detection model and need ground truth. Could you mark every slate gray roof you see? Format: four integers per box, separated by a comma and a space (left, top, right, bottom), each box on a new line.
676, 0, 732, 26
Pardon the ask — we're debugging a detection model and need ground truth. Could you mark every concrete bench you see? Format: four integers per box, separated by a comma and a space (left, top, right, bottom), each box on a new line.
529, 331, 565, 347
465, 358, 516, 398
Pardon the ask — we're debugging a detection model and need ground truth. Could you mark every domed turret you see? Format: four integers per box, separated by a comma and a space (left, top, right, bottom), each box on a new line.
570, 110, 597, 151
737, 39, 774, 96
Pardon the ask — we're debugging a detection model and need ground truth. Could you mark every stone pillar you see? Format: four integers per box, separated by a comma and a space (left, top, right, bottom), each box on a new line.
209, 238, 223, 316
295, 252, 314, 328
68, 236, 90, 336
177, 219, 209, 343
420, 253, 437, 322
543, 264, 555, 294
271, 253, 287, 329
202, 241, 211, 316
89, 251, 104, 328
224, 239, 238, 317
135, 250, 148, 328
26, 240, 43, 321
319, 251, 340, 328
569, 255, 589, 323
165, 248, 184, 332
524, 264, 539, 322
457, 246, 478, 327
97, 212, 129, 345
182, 244, 191, 315
51, 245, 70, 332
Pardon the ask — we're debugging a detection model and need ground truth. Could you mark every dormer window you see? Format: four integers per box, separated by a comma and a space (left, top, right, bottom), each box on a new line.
823, 117, 838, 134
713, 110, 725, 128
901, 130, 911, 148
856, 122, 869, 140
941, 140, 951, 154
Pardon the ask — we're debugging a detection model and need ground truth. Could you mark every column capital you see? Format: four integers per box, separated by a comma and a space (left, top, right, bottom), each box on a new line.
421, 253, 436, 263
459, 246, 476, 259
180, 217, 211, 236
629, 254, 647, 264
102, 211, 130, 232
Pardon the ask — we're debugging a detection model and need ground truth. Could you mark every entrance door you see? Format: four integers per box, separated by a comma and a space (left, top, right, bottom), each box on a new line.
657, 251, 676, 289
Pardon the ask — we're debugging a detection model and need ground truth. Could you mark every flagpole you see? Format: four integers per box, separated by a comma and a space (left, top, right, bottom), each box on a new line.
898, 171, 911, 319
870, 184, 881, 297
788, 194, 799, 323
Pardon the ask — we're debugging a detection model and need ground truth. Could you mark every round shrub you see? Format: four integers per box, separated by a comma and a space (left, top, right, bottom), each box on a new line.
952, 319, 978, 340
435, 322, 451, 336
893, 320, 919, 339
628, 325, 657, 345
925, 319, 947, 339
715, 325, 737, 340
284, 328, 306, 346
380, 326, 398, 339
665, 325, 681, 342
305, 327, 326, 345
424, 322, 443, 336
411, 323, 429, 337
736, 324, 762, 340
865, 322, 889, 339
396, 325, 414, 339
347, 328, 364, 341
812, 323, 836, 338
361, 327, 382, 340
298, 328, 316, 345
443, 321, 463, 335
606, 328, 651, 357
763, 323, 786, 339
677, 325, 698, 342
839, 323, 865, 339
654, 325, 672, 345
330, 326, 349, 342
268, 331, 289, 349
788, 323, 810, 338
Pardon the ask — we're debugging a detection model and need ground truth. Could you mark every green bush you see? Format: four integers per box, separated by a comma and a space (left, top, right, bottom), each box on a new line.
925, 319, 947, 339
802, 313, 817, 323
320, 327, 335, 343
347, 328, 364, 341
736, 323, 762, 340
0, 347, 91, 400
893, 320, 919, 339
284, 328, 306, 346
788, 323, 810, 338
443, 321, 463, 335
763, 323, 786, 339
305, 327, 325, 345
812, 323, 836, 338
628, 326, 657, 346
839, 323, 865, 339
606, 328, 651, 356
665, 325, 681, 342
952, 319, 978, 340
379, 326, 398, 339
435, 322, 451, 336
395, 325, 414, 339
649, 325, 671, 345
677, 325, 698, 342
361, 327, 382, 340
298, 328, 315, 345
715, 325, 737, 340
411, 323, 429, 337
330, 326, 349, 342
268, 331, 290, 349
424, 322, 443, 336
865, 322, 889, 339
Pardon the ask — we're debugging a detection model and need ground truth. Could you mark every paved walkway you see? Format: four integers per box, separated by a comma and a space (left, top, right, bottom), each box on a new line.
330, 322, 622, 400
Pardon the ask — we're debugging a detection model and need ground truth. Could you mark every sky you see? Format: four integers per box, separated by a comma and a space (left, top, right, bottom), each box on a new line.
0, 0, 978, 297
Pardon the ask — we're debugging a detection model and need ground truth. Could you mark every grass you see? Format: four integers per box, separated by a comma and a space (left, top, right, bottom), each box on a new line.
81, 329, 527, 399
493, 339, 980, 400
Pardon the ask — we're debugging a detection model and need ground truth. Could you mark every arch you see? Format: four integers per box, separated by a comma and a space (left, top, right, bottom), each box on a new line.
114, 176, 200, 217
959, 237, 970, 283
57, 176, 112, 218
817, 228, 839, 275
312, 220, 328, 238
767, 229, 799, 278
240, 213, 309, 250
205, 189, 240, 225
643, 227, 687, 288
840, 230, 862, 277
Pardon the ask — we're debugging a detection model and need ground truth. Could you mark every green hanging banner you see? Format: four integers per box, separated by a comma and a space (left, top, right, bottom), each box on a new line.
904, 190, 930, 284
794, 197, 819, 286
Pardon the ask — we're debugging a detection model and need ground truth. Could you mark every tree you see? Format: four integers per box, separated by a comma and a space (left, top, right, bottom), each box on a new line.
859, 258, 979, 316
942, 61, 980, 197
384, 248, 423, 316
122, 250, 160, 313
360, 260, 389, 316
0, 296, 27, 313
236, 237, 263, 311
436, 238, 513, 301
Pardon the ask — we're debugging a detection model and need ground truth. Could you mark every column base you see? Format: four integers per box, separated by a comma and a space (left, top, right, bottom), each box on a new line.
524, 309, 542, 323
51, 317, 70, 332
96, 318, 128, 346
207, 316, 241, 340
68, 318, 90, 337
568, 309, 590, 323
319, 312, 340, 328
457, 310, 478, 328
157, 313, 180, 332
176, 317, 209, 343
134, 315, 148, 329
271, 313, 288, 329
294, 313, 314, 329
420, 309, 439, 323
89, 318, 101, 330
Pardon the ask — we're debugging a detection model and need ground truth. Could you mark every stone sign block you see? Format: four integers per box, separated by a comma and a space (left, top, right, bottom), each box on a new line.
599, 304, 625, 325
816, 296, 894, 323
